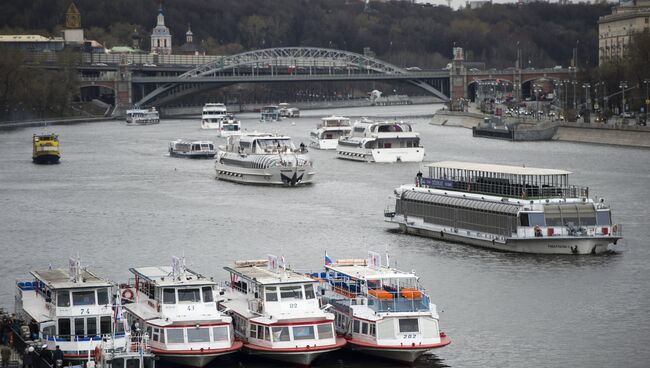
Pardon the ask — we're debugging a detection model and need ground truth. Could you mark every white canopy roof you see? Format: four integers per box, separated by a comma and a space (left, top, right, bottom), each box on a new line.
426, 161, 571, 176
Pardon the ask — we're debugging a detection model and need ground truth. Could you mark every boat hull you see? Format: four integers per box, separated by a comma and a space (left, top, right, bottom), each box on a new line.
337, 147, 424, 163
392, 218, 620, 254
310, 138, 338, 150
32, 154, 60, 164
126, 119, 159, 125
215, 162, 315, 186
244, 337, 346, 366
170, 151, 216, 159
152, 342, 243, 368
346, 335, 451, 363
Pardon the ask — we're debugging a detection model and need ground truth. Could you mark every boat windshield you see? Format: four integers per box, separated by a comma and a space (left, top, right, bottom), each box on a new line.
255, 138, 295, 152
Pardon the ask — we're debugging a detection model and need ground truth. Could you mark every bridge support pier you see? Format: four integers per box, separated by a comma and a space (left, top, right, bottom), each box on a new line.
449, 47, 468, 110
112, 64, 133, 117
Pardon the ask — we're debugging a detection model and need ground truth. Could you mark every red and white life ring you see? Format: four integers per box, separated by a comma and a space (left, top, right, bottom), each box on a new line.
121, 289, 134, 300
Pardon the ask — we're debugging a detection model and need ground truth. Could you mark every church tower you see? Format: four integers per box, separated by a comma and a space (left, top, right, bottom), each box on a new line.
62, 2, 84, 45
150, 4, 172, 55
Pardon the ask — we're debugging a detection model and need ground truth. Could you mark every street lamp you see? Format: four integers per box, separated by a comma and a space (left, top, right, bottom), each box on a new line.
582, 83, 591, 119
644, 79, 650, 119
571, 80, 577, 109
619, 81, 628, 117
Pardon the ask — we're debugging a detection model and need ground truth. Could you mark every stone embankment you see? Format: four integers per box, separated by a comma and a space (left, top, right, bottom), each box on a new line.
430, 109, 485, 128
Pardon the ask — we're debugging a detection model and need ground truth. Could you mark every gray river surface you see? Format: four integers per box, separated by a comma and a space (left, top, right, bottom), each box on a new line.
1, 104, 649, 367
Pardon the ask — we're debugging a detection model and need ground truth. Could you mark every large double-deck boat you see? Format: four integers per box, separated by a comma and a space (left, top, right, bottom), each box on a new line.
260, 106, 281, 122
217, 257, 346, 365
32, 134, 61, 164
215, 133, 315, 186
14, 258, 127, 362
385, 161, 623, 254
278, 103, 300, 118
168, 140, 216, 159
201, 103, 227, 130
121, 258, 242, 367
309, 116, 352, 150
126, 107, 159, 125
91, 333, 156, 368
311, 253, 450, 363
337, 119, 424, 162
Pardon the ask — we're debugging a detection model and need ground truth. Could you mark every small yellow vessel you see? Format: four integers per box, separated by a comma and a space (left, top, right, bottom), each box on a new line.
32, 134, 60, 164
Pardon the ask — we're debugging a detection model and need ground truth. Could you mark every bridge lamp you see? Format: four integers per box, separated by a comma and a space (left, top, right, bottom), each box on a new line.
619, 81, 628, 116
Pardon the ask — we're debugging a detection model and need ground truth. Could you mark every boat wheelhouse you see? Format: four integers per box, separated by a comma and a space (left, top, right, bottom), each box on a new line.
312, 253, 450, 363
32, 134, 60, 164
121, 258, 241, 367
337, 120, 424, 162
14, 258, 127, 362
218, 257, 346, 365
126, 108, 159, 125
309, 116, 352, 150
386, 161, 623, 254
201, 103, 228, 130
168, 140, 216, 159
260, 106, 281, 122
215, 133, 315, 186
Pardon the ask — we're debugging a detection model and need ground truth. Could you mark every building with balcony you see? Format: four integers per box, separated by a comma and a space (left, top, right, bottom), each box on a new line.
598, 0, 650, 65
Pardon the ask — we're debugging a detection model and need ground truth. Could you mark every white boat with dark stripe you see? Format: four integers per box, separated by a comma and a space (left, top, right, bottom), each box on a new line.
337, 119, 424, 162
168, 140, 216, 159
215, 133, 315, 186
386, 161, 623, 254
218, 257, 346, 365
121, 258, 241, 367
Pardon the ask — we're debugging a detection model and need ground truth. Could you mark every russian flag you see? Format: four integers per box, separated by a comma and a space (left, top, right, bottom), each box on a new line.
325, 252, 333, 266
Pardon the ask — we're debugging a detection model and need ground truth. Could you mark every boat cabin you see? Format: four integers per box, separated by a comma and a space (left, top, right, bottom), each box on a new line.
226, 134, 302, 155
260, 106, 281, 121
203, 103, 227, 115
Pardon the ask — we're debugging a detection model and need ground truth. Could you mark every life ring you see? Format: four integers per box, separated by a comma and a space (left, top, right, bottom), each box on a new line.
94, 346, 102, 362
612, 224, 618, 233
121, 289, 134, 300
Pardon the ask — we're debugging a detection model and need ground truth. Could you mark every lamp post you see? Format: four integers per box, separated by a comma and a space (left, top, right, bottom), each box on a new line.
619, 81, 628, 117
572, 80, 577, 109
644, 79, 650, 121
582, 83, 591, 122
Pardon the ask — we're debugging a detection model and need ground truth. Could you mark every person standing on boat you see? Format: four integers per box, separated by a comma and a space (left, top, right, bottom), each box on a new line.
52, 346, 64, 367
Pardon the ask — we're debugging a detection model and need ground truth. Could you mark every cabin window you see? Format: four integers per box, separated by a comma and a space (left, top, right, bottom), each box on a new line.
152, 328, 159, 342
100, 316, 111, 335
250, 324, 258, 339
72, 290, 95, 306
147, 327, 153, 340
317, 324, 333, 339
213, 326, 228, 341
187, 328, 210, 343
264, 327, 270, 341
292, 326, 315, 340
265, 286, 278, 302
126, 358, 140, 368
58, 318, 71, 337
57, 291, 70, 307
42, 325, 55, 338
113, 358, 124, 368
399, 319, 419, 333
257, 325, 264, 340
74, 318, 85, 337
369, 323, 376, 337
87, 317, 97, 337
280, 285, 303, 301
202, 286, 213, 303
178, 289, 201, 303
520, 212, 545, 227
97, 289, 109, 305
353, 320, 360, 333
271, 327, 290, 342
596, 211, 611, 225
209, 144, 215, 150
163, 289, 176, 304
167, 329, 185, 343
361, 322, 368, 335
304, 284, 315, 299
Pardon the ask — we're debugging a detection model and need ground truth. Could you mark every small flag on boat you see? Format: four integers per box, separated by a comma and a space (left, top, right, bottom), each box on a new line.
325, 251, 333, 266
114, 294, 122, 322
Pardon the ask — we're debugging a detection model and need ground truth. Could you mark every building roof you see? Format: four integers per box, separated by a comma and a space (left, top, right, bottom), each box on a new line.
426, 161, 571, 176
110, 46, 136, 53
30, 268, 112, 289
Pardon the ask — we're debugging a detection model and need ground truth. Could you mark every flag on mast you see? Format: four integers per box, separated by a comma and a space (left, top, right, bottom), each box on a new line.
325, 251, 333, 266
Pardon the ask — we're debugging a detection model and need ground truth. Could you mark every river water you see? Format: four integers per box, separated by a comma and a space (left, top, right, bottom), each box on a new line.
1, 104, 649, 368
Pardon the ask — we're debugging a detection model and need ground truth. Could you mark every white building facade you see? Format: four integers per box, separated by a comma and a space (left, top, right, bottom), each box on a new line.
150, 5, 172, 55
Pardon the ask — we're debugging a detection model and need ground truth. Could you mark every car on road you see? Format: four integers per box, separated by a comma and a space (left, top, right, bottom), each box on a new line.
91, 63, 108, 66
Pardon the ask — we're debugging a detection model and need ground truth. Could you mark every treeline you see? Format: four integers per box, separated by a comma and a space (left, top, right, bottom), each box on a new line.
0, 0, 610, 69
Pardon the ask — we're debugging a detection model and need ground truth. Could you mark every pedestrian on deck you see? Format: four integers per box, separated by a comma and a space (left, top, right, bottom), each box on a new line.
52, 346, 64, 366
1, 345, 11, 368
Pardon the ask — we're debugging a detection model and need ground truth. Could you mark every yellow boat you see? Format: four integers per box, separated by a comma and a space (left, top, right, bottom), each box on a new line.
32, 134, 60, 164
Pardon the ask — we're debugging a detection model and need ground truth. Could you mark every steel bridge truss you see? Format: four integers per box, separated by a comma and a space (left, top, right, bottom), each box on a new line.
137, 47, 448, 106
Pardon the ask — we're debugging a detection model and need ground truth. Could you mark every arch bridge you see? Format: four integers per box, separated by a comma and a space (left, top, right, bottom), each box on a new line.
135, 47, 449, 106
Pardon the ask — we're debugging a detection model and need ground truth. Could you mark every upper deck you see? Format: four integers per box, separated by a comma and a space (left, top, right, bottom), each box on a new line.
226, 260, 316, 287
203, 103, 227, 113
130, 266, 214, 287
350, 120, 417, 138
223, 133, 302, 154
319, 116, 351, 128
29, 268, 112, 290
421, 161, 589, 199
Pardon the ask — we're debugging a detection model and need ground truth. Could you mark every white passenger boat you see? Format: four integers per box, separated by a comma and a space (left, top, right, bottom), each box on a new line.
260, 106, 281, 122
168, 140, 216, 159
201, 103, 227, 130
311, 252, 450, 363
217, 257, 346, 365
337, 119, 424, 162
386, 161, 623, 254
90, 333, 155, 368
214, 132, 315, 186
278, 103, 300, 118
14, 257, 128, 362
126, 107, 159, 125
309, 116, 352, 150
219, 114, 242, 137
121, 257, 242, 367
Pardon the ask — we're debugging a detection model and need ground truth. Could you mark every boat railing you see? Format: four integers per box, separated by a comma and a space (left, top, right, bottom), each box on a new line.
419, 177, 589, 199
518, 223, 622, 238
366, 293, 430, 313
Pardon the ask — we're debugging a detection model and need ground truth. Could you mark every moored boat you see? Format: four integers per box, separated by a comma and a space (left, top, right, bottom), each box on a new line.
337, 119, 424, 162
168, 140, 216, 159
217, 257, 346, 365
218, 114, 242, 137
120, 257, 241, 367
260, 106, 281, 122
214, 132, 315, 186
278, 103, 300, 118
32, 134, 60, 164
14, 257, 128, 362
386, 161, 623, 254
201, 103, 228, 130
311, 252, 450, 363
309, 116, 352, 150
126, 107, 159, 125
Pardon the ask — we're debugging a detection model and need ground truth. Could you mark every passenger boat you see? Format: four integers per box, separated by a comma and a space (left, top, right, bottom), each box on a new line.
278, 103, 300, 118
32, 134, 60, 164
260, 106, 281, 122
126, 107, 159, 125
14, 257, 128, 362
311, 252, 450, 363
89, 333, 155, 368
217, 257, 346, 365
120, 257, 241, 367
218, 114, 242, 137
168, 140, 216, 159
337, 119, 424, 162
309, 116, 352, 150
385, 161, 623, 254
201, 103, 227, 130
214, 132, 315, 186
